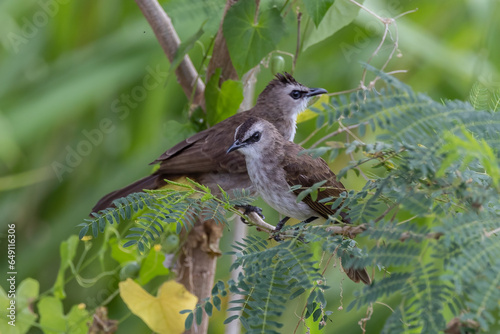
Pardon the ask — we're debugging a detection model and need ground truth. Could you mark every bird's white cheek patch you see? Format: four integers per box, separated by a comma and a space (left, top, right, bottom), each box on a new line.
293, 99, 309, 116
287, 114, 298, 141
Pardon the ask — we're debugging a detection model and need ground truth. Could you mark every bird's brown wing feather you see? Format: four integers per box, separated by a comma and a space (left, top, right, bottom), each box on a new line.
282, 143, 370, 285
150, 130, 207, 163
150, 113, 249, 174
282, 143, 347, 219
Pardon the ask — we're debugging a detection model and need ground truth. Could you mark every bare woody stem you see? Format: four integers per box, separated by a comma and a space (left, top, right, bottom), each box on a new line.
325, 224, 443, 242
134, 0, 205, 109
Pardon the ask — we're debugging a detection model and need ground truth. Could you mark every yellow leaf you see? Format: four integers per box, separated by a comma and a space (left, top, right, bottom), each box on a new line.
119, 279, 197, 334
297, 94, 329, 123
297, 109, 317, 123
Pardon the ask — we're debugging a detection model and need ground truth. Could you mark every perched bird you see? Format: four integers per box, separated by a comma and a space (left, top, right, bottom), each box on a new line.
92, 73, 327, 213
227, 117, 371, 284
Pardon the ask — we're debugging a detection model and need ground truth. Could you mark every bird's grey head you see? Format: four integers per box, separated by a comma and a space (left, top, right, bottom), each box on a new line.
226, 117, 279, 159
256, 73, 327, 118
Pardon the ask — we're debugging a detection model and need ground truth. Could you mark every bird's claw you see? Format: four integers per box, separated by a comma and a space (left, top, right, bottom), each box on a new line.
275, 216, 290, 231
272, 227, 306, 243
236, 205, 265, 224
273, 217, 314, 242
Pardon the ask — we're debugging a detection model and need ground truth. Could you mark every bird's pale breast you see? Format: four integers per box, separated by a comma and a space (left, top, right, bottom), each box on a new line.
246, 157, 316, 221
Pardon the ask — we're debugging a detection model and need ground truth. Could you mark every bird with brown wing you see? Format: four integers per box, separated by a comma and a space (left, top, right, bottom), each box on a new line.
227, 117, 371, 285
92, 73, 327, 213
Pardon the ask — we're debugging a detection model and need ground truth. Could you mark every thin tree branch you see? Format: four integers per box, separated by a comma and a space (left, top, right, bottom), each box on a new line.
324, 223, 443, 242
345, 0, 417, 90
298, 122, 326, 146
309, 123, 361, 149
134, 0, 205, 109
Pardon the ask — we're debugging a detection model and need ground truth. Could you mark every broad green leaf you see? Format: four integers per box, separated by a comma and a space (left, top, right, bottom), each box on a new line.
303, 0, 365, 50
164, 0, 225, 39
53, 235, 79, 299
0, 278, 39, 334
65, 304, 92, 334
110, 238, 136, 265
38, 297, 66, 334
138, 245, 170, 285
304, 0, 335, 27
205, 69, 244, 126
223, 1, 286, 76
119, 279, 197, 334
38, 296, 90, 334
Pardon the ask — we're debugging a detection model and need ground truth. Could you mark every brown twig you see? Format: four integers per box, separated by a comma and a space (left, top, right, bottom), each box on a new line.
309, 123, 362, 149
323, 223, 443, 242
298, 122, 326, 146
317, 2, 416, 100
374, 202, 399, 223
399, 231, 443, 242
343, 126, 370, 181
325, 224, 368, 239
134, 0, 205, 109
348, 0, 417, 89
358, 304, 374, 333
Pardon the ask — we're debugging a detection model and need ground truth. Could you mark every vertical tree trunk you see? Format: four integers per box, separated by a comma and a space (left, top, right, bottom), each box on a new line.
176, 220, 224, 334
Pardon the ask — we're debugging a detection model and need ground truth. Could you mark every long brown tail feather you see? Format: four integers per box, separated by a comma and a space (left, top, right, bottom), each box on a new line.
91, 175, 160, 214
343, 266, 371, 285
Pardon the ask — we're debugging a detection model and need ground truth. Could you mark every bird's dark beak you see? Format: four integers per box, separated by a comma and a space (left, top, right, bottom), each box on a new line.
306, 87, 327, 97
227, 140, 245, 154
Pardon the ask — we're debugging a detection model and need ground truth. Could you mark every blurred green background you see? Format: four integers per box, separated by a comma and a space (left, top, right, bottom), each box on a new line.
1, 0, 499, 332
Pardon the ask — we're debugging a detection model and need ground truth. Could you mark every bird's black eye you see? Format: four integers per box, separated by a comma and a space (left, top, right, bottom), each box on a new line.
248, 131, 261, 143
290, 90, 302, 100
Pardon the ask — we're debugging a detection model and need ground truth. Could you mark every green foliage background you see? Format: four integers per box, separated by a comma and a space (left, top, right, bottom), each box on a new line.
1, 0, 499, 333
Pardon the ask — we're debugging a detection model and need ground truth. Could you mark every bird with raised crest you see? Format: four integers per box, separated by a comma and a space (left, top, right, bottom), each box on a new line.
227, 117, 371, 285
91, 73, 327, 214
